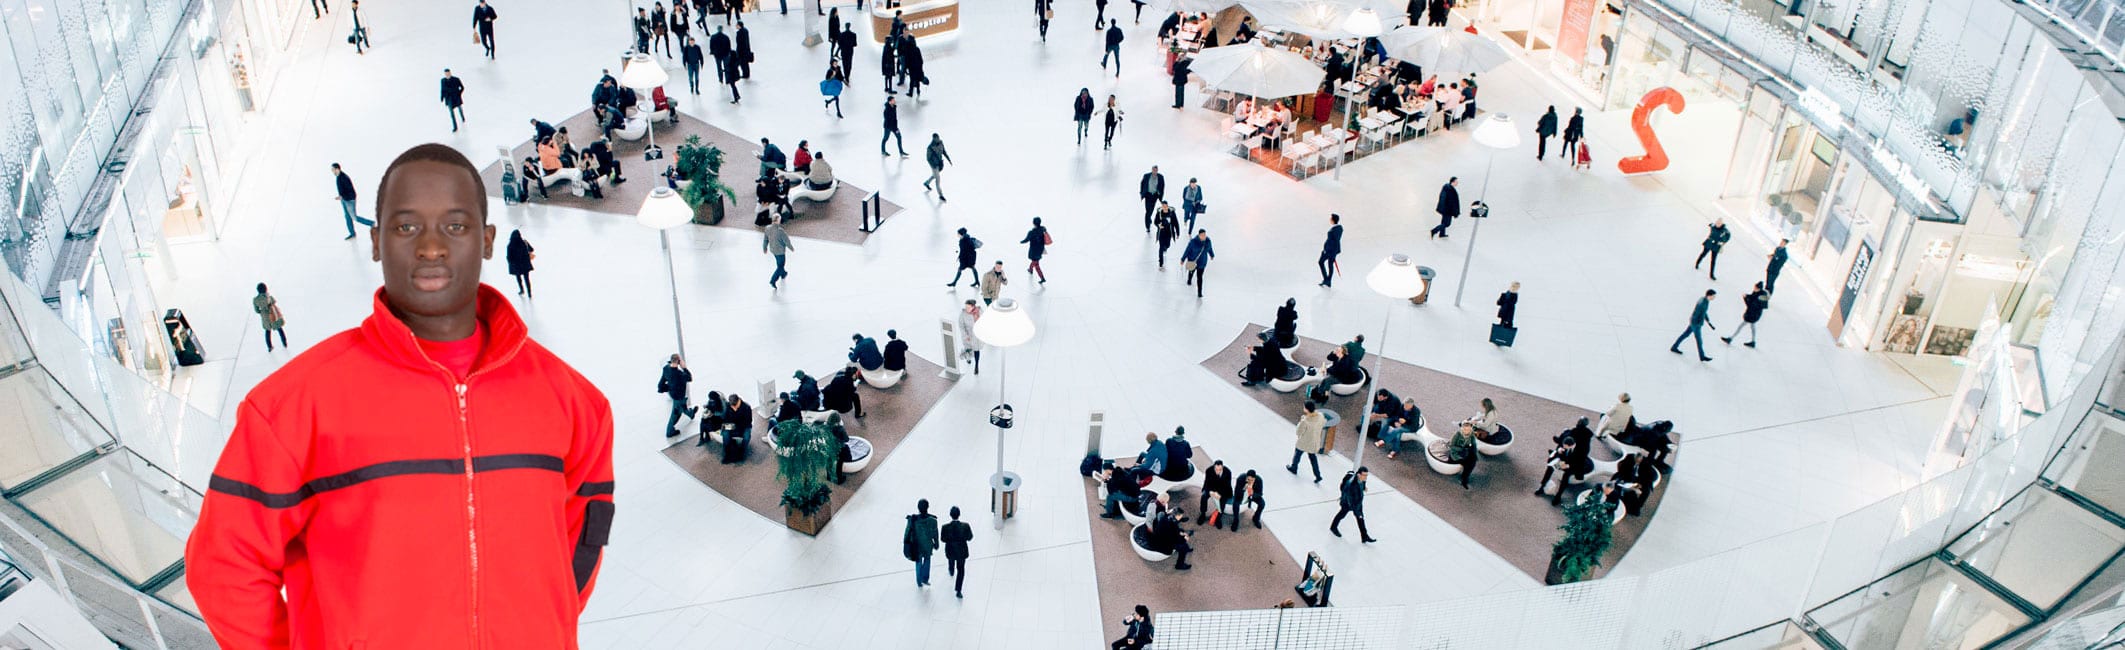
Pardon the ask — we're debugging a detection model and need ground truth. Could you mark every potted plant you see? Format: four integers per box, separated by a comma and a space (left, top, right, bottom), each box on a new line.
673, 135, 735, 225
1546, 499, 1617, 585
776, 418, 839, 535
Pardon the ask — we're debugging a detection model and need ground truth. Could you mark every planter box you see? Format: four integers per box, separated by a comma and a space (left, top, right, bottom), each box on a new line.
785, 499, 836, 536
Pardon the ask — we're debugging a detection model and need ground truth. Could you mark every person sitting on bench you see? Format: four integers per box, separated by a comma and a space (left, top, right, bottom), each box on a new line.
1365, 389, 1403, 439
1100, 464, 1147, 519
1240, 336, 1291, 385
1160, 428, 1193, 481
1315, 347, 1364, 396
792, 371, 822, 411
882, 329, 909, 372
821, 368, 866, 418
1226, 469, 1266, 530
1538, 418, 1595, 504
1375, 398, 1425, 458
1617, 418, 1675, 464
1145, 500, 1194, 570
1136, 432, 1169, 475
849, 333, 884, 372
803, 152, 834, 190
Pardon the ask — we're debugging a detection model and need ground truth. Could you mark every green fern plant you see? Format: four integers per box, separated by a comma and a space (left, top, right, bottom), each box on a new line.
775, 419, 836, 517
1550, 499, 1617, 584
674, 135, 735, 210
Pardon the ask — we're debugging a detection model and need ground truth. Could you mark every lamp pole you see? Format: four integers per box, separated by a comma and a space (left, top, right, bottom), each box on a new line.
1348, 308, 1392, 469
1451, 149, 1493, 308
1351, 254, 1426, 471
659, 229, 687, 361
975, 299, 1034, 530
1454, 114, 1517, 307
638, 187, 694, 363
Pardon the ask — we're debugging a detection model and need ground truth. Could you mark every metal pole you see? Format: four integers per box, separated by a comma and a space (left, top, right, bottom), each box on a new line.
1334, 86, 1346, 180
1349, 308, 1391, 470
993, 348, 1009, 529
1453, 149, 1495, 307
660, 229, 689, 361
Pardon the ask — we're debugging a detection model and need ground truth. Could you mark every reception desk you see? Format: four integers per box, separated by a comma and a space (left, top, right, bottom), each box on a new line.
870, 0, 960, 44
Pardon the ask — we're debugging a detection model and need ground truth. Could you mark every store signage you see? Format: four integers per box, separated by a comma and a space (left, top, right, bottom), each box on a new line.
870, 0, 960, 44
1867, 140, 1935, 204
1556, 0, 1598, 65
1795, 87, 1843, 136
1828, 239, 1874, 339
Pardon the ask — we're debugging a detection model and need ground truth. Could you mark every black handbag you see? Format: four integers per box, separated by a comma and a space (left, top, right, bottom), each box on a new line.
1489, 324, 1517, 347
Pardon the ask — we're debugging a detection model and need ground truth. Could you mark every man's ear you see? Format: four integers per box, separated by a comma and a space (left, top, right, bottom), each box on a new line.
482, 224, 497, 258
369, 225, 381, 262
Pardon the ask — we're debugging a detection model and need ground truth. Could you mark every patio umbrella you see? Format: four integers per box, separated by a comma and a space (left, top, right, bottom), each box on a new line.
1172, 0, 1245, 13
1377, 25, 1443, 62
1188, 41, 1328, 99
1241, 0, 1405, 41
1401, 26, 1511, 75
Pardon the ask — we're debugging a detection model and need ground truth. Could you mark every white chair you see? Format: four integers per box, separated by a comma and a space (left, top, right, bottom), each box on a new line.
537, 167, 583, 191
802, 410, 834, 424
1425, 440, 1463, 476
1476, 423, 1514, 456
841, 436, 873, 473
1129, 524, 1173, 562
789, 178, 839, 203
862, 368, 904, 389
1144, 462, 1196, 495
1269, 366, 1323, 394
1121, 498, 1152, 526
1279, 142, 1312, 176
1576, 490, 1629, 524
1328, 367, 1368, 395
615, 117, 649, 141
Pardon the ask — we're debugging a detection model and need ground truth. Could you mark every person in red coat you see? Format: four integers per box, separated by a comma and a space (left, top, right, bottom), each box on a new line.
185, 144, 615, 649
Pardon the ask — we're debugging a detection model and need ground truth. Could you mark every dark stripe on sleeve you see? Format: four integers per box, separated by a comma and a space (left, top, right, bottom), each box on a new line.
209, 454, 568, 509
576, 481, 616, 497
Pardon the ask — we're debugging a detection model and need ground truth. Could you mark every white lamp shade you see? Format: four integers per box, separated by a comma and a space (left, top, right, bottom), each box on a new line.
636, 187, 692, 229
973, 298, 1036, 347
619, 52, 669, 89
1343, 8, 1383, 38
1366, 254, 1426, 299
1472, 113, 1521, 150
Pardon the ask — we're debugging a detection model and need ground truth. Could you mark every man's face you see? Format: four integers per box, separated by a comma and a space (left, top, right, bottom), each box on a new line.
371, 160, 494, 322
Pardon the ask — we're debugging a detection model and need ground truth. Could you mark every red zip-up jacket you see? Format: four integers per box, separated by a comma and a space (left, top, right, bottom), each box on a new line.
186, 285, 615, 649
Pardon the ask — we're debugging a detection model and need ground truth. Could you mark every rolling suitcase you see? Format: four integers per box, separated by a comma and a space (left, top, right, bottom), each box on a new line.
1489, 324, 1517, 347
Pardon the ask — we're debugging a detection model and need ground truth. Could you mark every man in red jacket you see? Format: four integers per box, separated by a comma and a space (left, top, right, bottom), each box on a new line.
185, 143, 615, 649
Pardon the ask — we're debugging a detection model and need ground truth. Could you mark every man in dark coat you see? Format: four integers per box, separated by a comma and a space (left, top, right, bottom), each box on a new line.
721, 52, 744, 103
1102, 20, 1125, 76
439, 69, 467, 132
633, 7, 653, 53
881, 96, 907, 156
1535, 105, 1559, 160
940, 507, 974, 598
1196, 460, 1233, 523
1695, 218, 1732, 280
1496, 281, 1519, 328
1428, 177, 1460, 239
1328, 468, 1377, 542
882, 330, 910, 371
472, 0, 498, 59
680, 35, 705, 94
880, 34, 901, 92
1765, 239, 1790, 294
1138, 166, 1166, 231
822, 369, 865, 418
1170, 57, 1192, 108
948, 228, 980, 286
1146, 504, 1194, 569
838, 26, 859, 86
708, 26, 733, 83
658, 354, 696, 438
1318, 213, 1342, 287
1562, 107, 1586, 157
734, 20, 755, 79
904, 500, 941, 587
793, 371, 822, 410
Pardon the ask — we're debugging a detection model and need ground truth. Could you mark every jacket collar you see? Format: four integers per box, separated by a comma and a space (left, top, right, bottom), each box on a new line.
361, 284, 531, 378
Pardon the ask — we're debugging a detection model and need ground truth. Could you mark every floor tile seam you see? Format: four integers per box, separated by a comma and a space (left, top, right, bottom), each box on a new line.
580, 539, 1094, 625
1683, 394, 1953, 444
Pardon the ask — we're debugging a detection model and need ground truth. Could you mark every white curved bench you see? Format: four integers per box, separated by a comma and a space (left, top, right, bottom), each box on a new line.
1277, 339, 1301, 362
1269, 366, 1322, 393
801, 410, 834, 424
1576, 490, 1629, 525
1144, 462, 1196, 495
862, 367, 904, 389
1476, 423, 1514, 456
1130, 524, 1173, 562
1121, 499, 1152, 526
537, 167, 583, 191
1328, 367, 1368, 395
616, 117, 649, 141
842, 436, 873, 473
1425, 441, 1462, 476
789, 178, 839, 203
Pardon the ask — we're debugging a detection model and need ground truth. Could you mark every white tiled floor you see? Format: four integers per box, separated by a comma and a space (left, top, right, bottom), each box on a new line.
140, 0, 1958, 645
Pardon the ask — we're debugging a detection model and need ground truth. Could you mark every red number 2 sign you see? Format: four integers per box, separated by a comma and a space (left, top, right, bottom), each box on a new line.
1617, 87, 1686, 175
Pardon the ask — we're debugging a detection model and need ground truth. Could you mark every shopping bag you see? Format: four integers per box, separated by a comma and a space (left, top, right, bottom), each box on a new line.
1489, 324, 1517, 347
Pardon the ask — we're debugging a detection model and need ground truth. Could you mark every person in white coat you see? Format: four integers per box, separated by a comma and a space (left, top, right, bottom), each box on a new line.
958, 299, 982, 374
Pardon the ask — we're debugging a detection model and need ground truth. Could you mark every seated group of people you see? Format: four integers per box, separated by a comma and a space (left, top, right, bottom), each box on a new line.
1535, 416, 1662, 514
847, 330, 910, 379
753, 139, 837, 221
691, 391, 755, 463
784, 368, 867, 421
518, 123, 626, 200
1093, 432, 1274, 572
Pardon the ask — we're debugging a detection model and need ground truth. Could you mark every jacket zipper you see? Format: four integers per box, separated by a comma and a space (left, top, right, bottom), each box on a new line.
456, 381, 480, 647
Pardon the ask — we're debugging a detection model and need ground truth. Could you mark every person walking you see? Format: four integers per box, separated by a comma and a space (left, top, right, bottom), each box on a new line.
822, 62, 847, 117
671, 3, 691, 51
980, 262, 1008, 305
1318, 213, 1343, 287
1535, 106, 1559, 160
1496, 281, 1519, 327
633, 7, 653, 53
1765, 239, 1790, 295
187, 145, 614, 650
1102, 20, 1125, 76
1073, 88, 1096, 145
1102, 94, 1125, 149
505, 230, 534, 297
1181, 178, 1204, 231
439, 69, 468, 132
681, 35, 705, 94
1561, 107, 1585, 158
940, 507, 973, 598
1180, 229, 1214, 297
1093, 0, 1110, 30
253, 283, 288, 351
733, 20, 754, 79
1036, 0, 1052, 40
652, 3, 673, 57
947, 228, 980, 287
958, 299, 983, 374
1723, 282, 1768, 347
331, 163, 374, 240
1154, 206, 1179, 269
1695, 218, 1732, 280
471, 0, 498, 59
881, 33, 902, 92
903, 500, 941, 588
1021, 218, 1050, 283
924, 134, 952, 201
659, 354, 697, 438
764, 215, 793, 288
348, 0, 370, 54
1670, 289, 1718, 362
1329, 467, 1378, 542
1288, 401, 1326, 482
881, 97, 908, 156
837, 25, 858, 84
1428, 177, 1460, 239
720, 42, 745, 103
708, 25, 733, 84
1170, 56, 1192, 108
1138, 166, 1166, 231
310, 0, 328, 19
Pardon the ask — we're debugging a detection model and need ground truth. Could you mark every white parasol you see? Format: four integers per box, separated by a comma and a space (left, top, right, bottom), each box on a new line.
1240, 0, 1406, 41
1188, 41, 1329, 99
1397, 25, 1511, 75
1172, 0, 1245, 13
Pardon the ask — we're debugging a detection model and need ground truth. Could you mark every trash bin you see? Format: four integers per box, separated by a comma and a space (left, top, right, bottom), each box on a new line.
990, 471, 1021, 523
1411, 266, 1436, 305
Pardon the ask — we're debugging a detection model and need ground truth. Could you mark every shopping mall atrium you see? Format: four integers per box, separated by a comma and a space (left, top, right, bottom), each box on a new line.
2, 0, 2125, 646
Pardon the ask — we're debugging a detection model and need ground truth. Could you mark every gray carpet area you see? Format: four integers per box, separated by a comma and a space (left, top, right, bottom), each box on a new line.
661, 353, 950, 531
1083, 448, 1305, 642
1200, 324, 1676, 580
479, 107, 902, 246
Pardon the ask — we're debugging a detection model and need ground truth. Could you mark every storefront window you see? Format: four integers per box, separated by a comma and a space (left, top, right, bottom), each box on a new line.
1605, 10, 1687, 110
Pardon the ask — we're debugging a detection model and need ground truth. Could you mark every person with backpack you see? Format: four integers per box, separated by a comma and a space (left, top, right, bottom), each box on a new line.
1021, 217, 1050, 283
1328, 467, 1377, 542
940, 507, 974, 598
1723, 282, 1769, 347
903, 499, 941, 588
253, 283, 288, 351
947, 228, 981, 287
658, 354, 697, 438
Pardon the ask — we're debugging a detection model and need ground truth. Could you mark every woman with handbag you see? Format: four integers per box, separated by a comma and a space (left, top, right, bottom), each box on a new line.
505, 230, 536, 297
253, 283, 288, 351
958, 299, 982, 374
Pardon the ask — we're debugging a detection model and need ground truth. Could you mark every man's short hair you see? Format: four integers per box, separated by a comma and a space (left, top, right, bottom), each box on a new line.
376, 143, 487, 224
